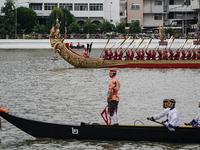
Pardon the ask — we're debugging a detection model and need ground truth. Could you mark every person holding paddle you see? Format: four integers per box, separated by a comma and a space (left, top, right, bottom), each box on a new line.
184, 102, 200, 128
107, 69, 120, 125
147, 99, 170, 122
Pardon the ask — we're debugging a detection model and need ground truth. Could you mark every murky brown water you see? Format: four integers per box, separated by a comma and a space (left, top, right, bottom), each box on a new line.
0, 49, 200, 149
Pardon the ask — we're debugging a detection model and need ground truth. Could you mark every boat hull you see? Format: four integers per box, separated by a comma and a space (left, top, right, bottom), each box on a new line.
0, 111, 199, 143
55, 43, 200, 68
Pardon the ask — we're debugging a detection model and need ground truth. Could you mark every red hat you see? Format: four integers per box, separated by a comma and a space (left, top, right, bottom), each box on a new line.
110, 69, 117, 73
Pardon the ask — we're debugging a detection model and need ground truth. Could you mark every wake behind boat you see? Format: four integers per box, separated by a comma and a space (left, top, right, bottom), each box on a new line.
0, 108, 199, 143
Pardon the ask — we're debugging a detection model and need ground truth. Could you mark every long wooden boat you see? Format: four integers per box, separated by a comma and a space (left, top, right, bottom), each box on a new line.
0, 108, 199, 143
54, 42, 200, 68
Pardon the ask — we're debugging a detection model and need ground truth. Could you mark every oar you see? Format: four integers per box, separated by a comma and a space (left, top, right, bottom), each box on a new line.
150, 120, 166, 127
168, 34, 177, 51
114, 39, 126, 52
100, 38, 111, 58
131, 38, 141, 51
191, 39, 200, 51
142, 38, 152, 50
145, 38, 153, 51
135, 39, 144, 51
123, 39, 134, 53
165, 36, 173, 50
178, 35, 190, 50
117, 36, 131, 52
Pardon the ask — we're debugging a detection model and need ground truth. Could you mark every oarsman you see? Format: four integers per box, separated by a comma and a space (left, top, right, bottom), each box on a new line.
161, 99, 180, 130
108, 50, 113, 60
82, 48, 88, 58
186, 49, 192, 60
140, 50, 145, 60
107, 69, 120, 125
118, 50, 123, 60
168, 49, 174, 60
197, 50, 200, 60
129, 50, 134, 60
135, 50, 141, 60
173, 49, 180, 60
180, 49, 186, 60
113, 51, 118, 60
123, 50, 130, 60
157, 49, 163, 60
146, 49, 152, 60
151, 50, 156, 60
103, 49, 109, 60
185, 102, 200, 128
147, 99, 170, 122
191, 49, 197, 60
163, 50, 168, 60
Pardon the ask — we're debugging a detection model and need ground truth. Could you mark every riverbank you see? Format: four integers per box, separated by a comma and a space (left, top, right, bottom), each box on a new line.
0, 39, 197, 50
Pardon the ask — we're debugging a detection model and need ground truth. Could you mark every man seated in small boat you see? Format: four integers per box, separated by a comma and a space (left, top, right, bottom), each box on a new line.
163, 50, 168, 60
70, 42, 73, 47
186, 49, 191, 60
118, 49, 123, 60
103, 49, 109, 60
123, 50, 130, 60
145, 49, 152, 60
185, 102, 200, 128
129, 50, 134, 60
147, 99, 170, 122
180, 49, 186, 60
77, 42, 81, 47
82, 48, 88, 58
108, 50, 113, 60
197, 50, 200, 60
191, 49, 197, 60
112, 50, 118, 60
161, 99, 180, 130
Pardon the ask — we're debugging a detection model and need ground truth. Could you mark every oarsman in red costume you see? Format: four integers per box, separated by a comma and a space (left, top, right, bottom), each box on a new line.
135, 50, 141, 60
180, 49, 186, 60
123, 50, 130, 60
118, 49, 123, 60
130, 50, 134, 60
103, 49, 109, 60
157, 50, 163, 60
168, 49, 174, 60
145, 49, 152, 60
107, 69, 120, 125
151, 50, 156, 60
197, 50, 200, 60
186, 49, 192, 60
108, 50, 113, 60
113, 50, 118, 60
173, 49, 180, 60
191, 49, 197, 60
163, 50, 168, 60
140, 50, 145, 60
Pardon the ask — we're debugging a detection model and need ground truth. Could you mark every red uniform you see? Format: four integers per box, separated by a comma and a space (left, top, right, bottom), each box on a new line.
135, 50, 141, 60
146, 50, 152, 60
173, 50, 180, 60
186, 50, 191, 60
118, 50, 123, 60
140, 50, 145, 60
103, 50, 109, 60
169, 50, 174, 60
130, 50, 134, 60
113, 51, 118, 60
108, 50, 113, 60
181, 50, 186, 60
151, 50, 156, 60
197, 50, 200, 60
191, 50, 197, 60
123, 50, 130, 60
157, 50, 163, 60
163, 50, 168, 60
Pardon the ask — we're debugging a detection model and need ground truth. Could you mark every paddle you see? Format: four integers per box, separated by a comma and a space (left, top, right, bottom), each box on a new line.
135, 38, 144, 51
145, 37, 153, 51
117, 36, 131, 52
142, 38, 152, 50
168, 34, 177, 51
113, 39, 126, 52
131, 38, 141, 51
178, 35, 190, 51
191, 39, 200, 51
147, 119, 166, 127
165, 36, 173, 50
123, 39, 134, 53
100, 38, 111, 58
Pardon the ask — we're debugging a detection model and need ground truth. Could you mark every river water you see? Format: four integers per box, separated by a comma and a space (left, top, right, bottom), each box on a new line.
0, 48, 200, 149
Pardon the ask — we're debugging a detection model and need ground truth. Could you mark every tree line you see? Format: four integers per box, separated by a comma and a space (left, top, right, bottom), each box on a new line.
0, 0, 175, 36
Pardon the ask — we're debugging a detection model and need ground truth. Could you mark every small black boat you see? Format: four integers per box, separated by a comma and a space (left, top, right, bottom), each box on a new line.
69, 45, 85, 49
0, 108, 199, 143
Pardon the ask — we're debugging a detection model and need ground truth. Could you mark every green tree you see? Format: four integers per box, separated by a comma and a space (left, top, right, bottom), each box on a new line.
129, 21, 142, 34
82, 19, 98, 34
32, 20, 47, 34
61, 8, 75, 25
99, 19, 115, 34
165, 27, 175, 36
68, 22, 81, 34
0, 0, 15, 35
17, 6, 37, 34
115, 22, 126, 34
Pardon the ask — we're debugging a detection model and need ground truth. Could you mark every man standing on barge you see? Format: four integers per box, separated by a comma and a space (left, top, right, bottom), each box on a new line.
107, 69, 120, 125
